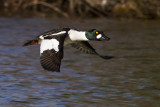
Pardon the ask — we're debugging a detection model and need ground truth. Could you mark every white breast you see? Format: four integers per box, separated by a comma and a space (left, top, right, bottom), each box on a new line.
40, 39, 59, 54
68, 30, 88, 41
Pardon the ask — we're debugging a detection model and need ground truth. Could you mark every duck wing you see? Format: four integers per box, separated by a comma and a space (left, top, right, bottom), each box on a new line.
40, 31, 67, 72
71, 41, 97, 54
71, 41, 113, 60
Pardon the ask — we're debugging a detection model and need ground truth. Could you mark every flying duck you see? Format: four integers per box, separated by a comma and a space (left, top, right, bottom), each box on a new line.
23, 28, 113, 72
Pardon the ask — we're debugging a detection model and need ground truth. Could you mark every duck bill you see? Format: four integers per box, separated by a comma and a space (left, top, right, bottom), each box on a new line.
100, 35, 110, 41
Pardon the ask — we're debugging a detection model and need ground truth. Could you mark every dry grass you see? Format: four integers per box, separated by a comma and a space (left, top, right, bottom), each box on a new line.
0, 0, 160, 19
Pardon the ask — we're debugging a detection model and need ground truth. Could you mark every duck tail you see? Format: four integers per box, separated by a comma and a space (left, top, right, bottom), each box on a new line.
23, 39, 39, 46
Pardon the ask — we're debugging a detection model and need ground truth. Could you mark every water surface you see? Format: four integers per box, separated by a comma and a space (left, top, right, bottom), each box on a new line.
0, 17, 160, 107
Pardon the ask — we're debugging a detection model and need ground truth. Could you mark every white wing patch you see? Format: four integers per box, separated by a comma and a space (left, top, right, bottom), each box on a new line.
40, 39, 59, 54
50, 31, 66, 36
39, 31, 66, 40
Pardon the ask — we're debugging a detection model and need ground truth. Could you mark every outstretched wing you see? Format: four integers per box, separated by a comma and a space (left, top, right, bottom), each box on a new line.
71, 41, 113, 60
40, 32, 67, 72
71, 41, 98, 54
40, 49, 62, 72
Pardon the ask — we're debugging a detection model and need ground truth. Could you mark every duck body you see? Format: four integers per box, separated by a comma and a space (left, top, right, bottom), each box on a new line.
24, 28, 112, 72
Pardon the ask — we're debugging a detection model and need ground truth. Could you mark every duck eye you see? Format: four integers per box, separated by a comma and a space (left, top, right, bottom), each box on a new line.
96, 32, 98, 34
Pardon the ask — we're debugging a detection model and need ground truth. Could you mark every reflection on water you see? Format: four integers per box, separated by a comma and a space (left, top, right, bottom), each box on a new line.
0, 17, 160, 107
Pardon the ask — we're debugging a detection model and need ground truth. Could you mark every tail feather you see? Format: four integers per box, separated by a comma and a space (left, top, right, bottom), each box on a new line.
23, 40, 39, 46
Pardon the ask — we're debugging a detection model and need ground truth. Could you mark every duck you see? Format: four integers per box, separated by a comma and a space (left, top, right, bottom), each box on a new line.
23, 28, 113, 72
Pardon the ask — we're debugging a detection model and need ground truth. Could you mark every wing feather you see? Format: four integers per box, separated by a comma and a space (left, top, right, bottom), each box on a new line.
71, 41, 113, 60
39, 31, 67, 72
71, 41, 97, 55
71, 41, 98, 55
40, 49, 62, 72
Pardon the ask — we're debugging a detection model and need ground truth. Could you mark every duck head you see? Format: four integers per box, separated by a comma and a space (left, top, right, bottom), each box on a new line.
85, 29, 110, 41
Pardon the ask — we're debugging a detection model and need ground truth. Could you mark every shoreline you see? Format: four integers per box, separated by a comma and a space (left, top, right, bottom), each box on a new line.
0, 0, 160, 20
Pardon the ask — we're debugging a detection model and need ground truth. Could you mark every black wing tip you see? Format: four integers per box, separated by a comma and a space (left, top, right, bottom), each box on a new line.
42, 65, 61, 72
99, 55, 114, 60
41, 63, 61, 72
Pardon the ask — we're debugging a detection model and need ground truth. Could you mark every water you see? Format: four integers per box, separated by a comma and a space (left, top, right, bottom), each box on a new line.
0, 17, 160, 107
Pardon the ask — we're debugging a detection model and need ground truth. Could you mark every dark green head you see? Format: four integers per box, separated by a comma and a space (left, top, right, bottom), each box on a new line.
85, 29, 110, 41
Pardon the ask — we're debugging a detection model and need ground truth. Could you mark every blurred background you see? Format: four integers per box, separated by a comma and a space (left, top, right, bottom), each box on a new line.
0, 0, 160, 19
0, 0, 160, 107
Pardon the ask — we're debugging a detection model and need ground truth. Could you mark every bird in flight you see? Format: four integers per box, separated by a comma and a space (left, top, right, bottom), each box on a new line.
23, 28, 113, 72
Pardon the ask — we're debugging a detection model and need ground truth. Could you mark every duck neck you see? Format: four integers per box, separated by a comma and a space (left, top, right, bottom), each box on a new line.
68, 30, 88, 41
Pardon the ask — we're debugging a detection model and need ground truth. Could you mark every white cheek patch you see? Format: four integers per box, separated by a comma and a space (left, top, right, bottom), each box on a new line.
96, 34, 102, 39
40, 39, 59, 54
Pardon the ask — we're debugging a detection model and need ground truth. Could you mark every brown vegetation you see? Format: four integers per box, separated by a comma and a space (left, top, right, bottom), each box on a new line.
0, 0, 160, 19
